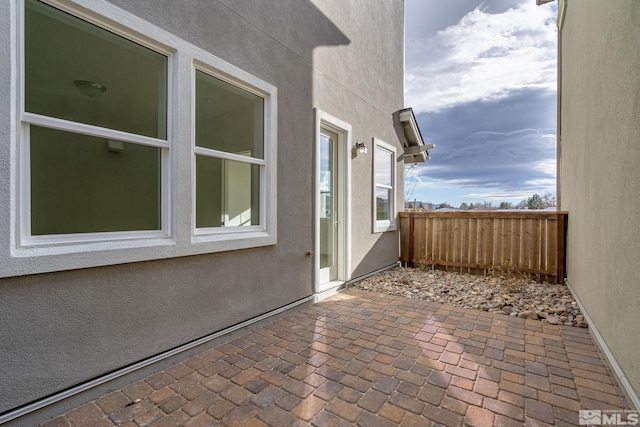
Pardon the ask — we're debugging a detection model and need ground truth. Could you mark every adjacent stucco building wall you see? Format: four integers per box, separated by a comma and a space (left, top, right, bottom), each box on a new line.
0, 0, 405, 418
312, 0, 406, 276
560, 0, 640, 407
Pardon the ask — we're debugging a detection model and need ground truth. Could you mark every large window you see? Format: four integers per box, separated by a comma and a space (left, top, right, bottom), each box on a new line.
3, 0, 277, 277
22, 0, 168, 242
373, 138, 397, 232
194, 70, 264, 231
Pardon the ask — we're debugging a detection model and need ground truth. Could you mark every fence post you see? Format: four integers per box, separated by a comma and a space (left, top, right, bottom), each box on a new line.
408, 212, 415, 267
556, 212, 567, 284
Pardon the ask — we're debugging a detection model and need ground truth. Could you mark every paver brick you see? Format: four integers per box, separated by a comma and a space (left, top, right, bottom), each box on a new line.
258, 404, 297, 426
109, 400, 156, 424
39, 417, 70, 427
473, 378, 499, 398
372, 376, 400, 394
441, 395, 469, 416
221, 403, 260, 426
340, 373, 372, 393
378, 403, 407, 424
524, 398, 556, 424
446, 385, 483, 407
96, 391, 130, 413
325, 398, 362, 423
183, 412, 220, 427
275, 392, 302, 411
427, 370, 452, 389
132, 407, 164, 426
446, 364, 477, 381
465, 405, 495, 427
423, 404, 464, 427
291, 395, 326, 421
148, 387, 176, 404
147, 411, 190, 427
182, 391, 218, 417
389, 391, 425, 414
66, 403, 104, 426
484, 397, 524, 421
357, 389, 388, 413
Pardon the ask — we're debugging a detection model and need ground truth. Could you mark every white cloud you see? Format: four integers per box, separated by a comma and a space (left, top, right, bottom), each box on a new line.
405, 2, 557, 113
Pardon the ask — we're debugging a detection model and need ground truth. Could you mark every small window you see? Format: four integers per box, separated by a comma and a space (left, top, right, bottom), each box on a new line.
373, 138, 396, 232
22, 0, 168, 242
194, 69, 265, 231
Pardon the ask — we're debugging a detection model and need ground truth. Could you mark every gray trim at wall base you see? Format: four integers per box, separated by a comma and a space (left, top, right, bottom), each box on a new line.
565, 278, 640, 412
0, 295, 314, 426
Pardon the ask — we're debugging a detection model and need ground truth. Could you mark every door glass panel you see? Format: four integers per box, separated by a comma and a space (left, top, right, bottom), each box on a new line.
320, 133, 334, 270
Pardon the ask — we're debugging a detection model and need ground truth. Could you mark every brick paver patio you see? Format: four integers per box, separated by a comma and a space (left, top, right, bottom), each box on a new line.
40, 288, 630, 427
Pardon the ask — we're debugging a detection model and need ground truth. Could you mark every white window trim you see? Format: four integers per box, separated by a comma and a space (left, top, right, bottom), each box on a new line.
2, 0, 277, 278
190, 60, 277, 245
372, 138, 397, 233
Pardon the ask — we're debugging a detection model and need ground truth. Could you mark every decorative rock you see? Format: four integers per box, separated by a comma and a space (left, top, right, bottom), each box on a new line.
352, 267, 586, 327
546, 316, 559, 325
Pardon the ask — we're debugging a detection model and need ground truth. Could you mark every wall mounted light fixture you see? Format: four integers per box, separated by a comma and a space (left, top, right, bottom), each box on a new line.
74, 80, 107, 97
354, 142, 368, 155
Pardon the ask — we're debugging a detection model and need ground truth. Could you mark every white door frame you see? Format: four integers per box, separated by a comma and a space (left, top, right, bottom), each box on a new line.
313, 108, 351, 293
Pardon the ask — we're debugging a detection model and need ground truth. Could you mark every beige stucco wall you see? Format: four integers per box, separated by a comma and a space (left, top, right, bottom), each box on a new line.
312, 0, 406, 276
560, 0, 640, 406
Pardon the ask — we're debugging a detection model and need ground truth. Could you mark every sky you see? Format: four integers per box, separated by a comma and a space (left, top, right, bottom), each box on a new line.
404, 0, 558, 208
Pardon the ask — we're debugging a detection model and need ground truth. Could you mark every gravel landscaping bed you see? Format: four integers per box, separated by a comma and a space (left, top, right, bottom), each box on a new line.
352, 267, 587, 328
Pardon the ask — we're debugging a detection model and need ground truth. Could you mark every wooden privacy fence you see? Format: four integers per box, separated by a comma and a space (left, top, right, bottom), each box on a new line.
399, 211, 568, 284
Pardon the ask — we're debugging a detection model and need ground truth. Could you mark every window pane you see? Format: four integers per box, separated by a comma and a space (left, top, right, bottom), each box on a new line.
375, 146, 393, 186
30, 126, 161, 235
195, 70, 264, 159
25, 0, 167, 139
376, 187, 391, 221
196, 155, 260, 228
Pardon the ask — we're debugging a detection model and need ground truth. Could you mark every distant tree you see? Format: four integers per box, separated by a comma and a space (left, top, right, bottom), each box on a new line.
542, 192, 556, 208
459, 202, 470, 210
499, 201, 513, 210
527, 193, 545, 210
438, 202, 448, 209
404, 166, 419, 205
481, 201, 493, 210
516, 199, 528, 209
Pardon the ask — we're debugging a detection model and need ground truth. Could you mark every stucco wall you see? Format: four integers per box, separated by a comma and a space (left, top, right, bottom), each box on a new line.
0, 0, 405, 415
560, 0, 640, 404
311, 0, 406, 275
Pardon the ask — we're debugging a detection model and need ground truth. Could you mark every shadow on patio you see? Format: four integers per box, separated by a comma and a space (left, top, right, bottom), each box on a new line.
41, 288, 630, 427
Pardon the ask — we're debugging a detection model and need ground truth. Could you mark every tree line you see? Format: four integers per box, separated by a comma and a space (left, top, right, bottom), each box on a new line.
407, 192, 556, 211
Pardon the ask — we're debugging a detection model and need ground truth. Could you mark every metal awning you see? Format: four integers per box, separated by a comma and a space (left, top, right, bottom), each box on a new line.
394, 108, 433, 163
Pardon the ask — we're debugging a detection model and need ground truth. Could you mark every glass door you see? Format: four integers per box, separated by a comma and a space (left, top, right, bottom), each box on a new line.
319, 130, 338, 283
